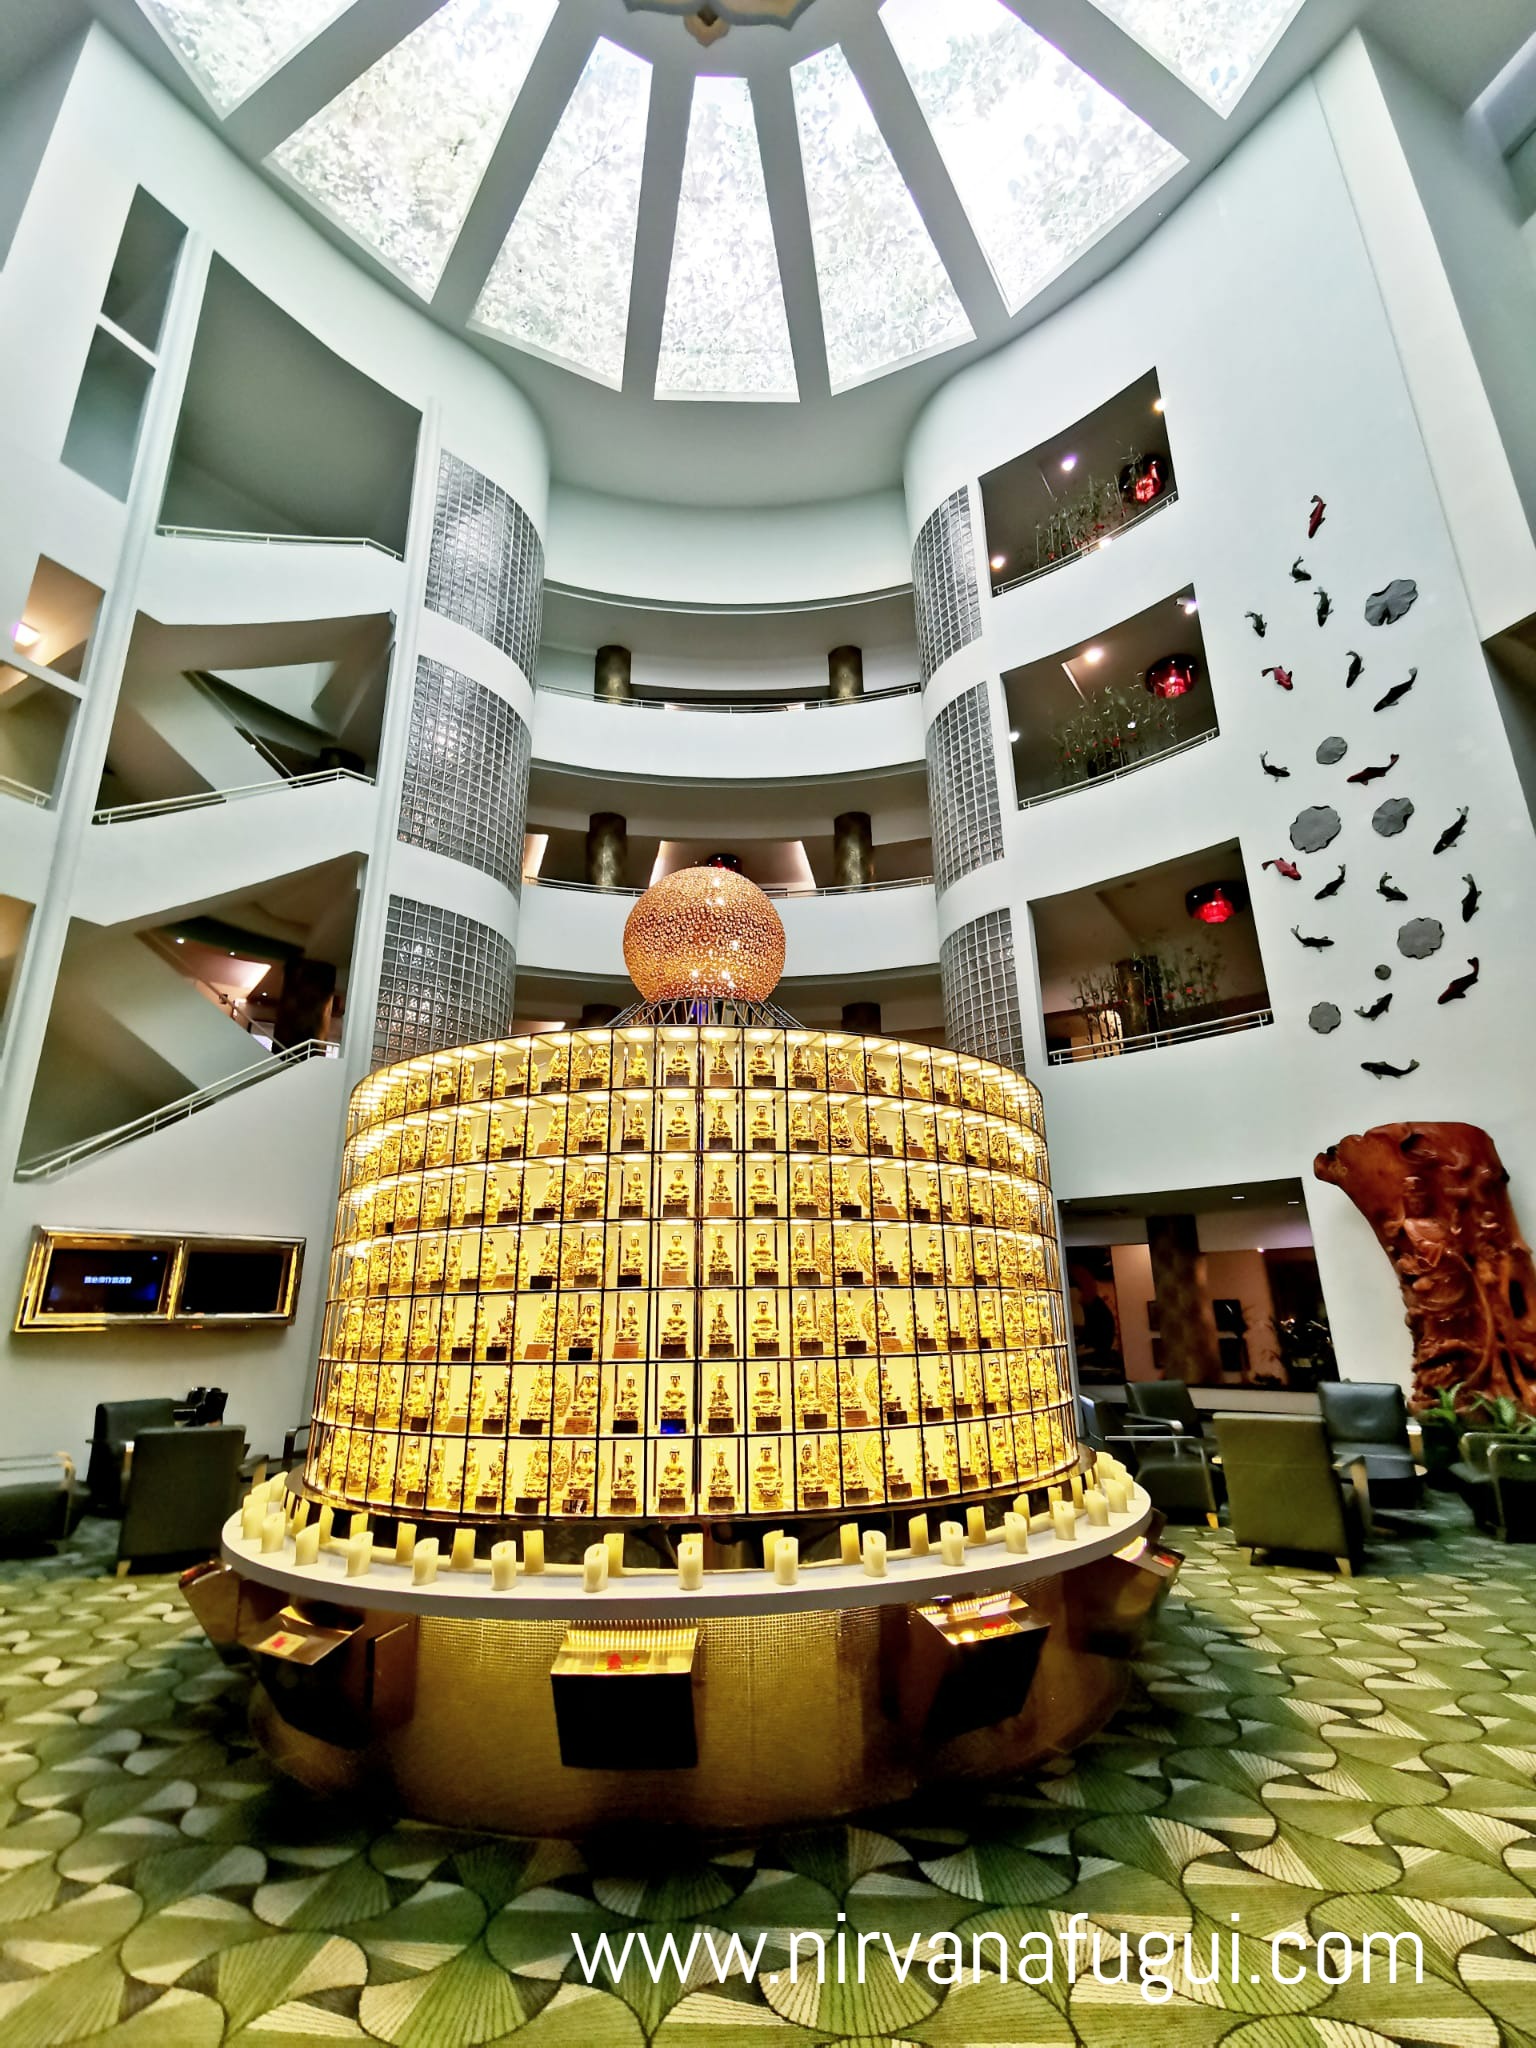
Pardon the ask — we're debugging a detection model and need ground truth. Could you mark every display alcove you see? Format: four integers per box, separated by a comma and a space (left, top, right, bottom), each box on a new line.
304, 869, 1076, 1544
205, 870, 1168, 1833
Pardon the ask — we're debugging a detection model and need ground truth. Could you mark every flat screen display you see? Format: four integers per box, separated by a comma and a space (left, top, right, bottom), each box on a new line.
41, 1246, 171, 1318
178, 1247, 291, 1318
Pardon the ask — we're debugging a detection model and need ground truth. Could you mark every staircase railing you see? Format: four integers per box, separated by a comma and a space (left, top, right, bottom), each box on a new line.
92, 766, 373, 824
184, 670, 298, 782
15, 1039, 338, 1182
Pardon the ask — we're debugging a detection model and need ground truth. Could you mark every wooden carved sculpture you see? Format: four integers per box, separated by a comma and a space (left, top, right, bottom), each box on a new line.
1314, 1122, 1536, 1413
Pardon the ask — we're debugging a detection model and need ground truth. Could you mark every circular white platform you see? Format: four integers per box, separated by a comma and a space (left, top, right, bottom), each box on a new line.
220, 1490, 1152, 1623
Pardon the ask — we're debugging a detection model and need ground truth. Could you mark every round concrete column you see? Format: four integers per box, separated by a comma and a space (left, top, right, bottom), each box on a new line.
595, 646, 632, 702
828, 646, 864, 701
585, 813, 628, 889
833, 811, 875, 890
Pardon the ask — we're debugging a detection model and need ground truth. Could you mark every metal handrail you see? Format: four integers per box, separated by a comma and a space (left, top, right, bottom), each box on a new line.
537, 680, 923, 715
1018, 730, 1218, 810
157, 524, 404, 561
1046, 1007, 1274, 1065
995, 489, 1180, 597
185, 670, 295, 781
92, 767, 374, 824
0, 772, 50, 808
15, 1038, 339, 1181
522, 873, 935, 902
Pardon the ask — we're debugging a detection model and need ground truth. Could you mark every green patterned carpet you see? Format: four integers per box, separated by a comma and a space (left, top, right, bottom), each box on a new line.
3, 1507, 1535, 2048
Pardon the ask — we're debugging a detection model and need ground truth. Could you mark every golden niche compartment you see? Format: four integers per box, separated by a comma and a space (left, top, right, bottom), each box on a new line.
306, 1024, 1075, 1527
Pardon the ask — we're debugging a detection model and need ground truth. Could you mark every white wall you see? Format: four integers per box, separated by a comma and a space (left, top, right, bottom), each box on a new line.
907, 65, 1536, 1395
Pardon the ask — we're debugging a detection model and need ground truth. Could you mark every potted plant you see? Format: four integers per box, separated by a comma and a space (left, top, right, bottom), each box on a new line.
1410, 1383, 1466, 1478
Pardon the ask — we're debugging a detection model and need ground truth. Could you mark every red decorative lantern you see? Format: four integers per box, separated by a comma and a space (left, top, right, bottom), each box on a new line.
1119, 453, 1171, 507
1186, 880, 1247, 925
1145, 652, 1200, 699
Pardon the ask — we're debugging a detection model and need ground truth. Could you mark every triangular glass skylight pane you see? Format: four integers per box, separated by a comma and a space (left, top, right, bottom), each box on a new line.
881, 0, 1183, 316
137, 0, 352, 114
656, 78, 797, 401
791, 44, 971, 393
269, 0, 559, 298
1085, 0, 1303, 114
473, 39, 651, 388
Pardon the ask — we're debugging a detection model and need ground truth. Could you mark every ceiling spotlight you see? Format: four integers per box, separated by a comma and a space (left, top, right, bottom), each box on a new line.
10, 621, 40, 651
1232, 1194, 1245, 1201
1152, 397, 1165, 413
1181, 597, 1198, 615
1097, 535, 1113, 551
1083, 646, 1105, 664
1060, 453, 1078, 472
990, 554, 1007, 571
1008, 729, 1020, 742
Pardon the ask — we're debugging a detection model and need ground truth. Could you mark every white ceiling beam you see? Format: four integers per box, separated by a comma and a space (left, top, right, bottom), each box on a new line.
223, 0, 445, 156
620, 61, 692, 399
750, 67, 830, 406
837, 14, 1010, 347
432, 10, 600, 326
999, 0, 1226, 159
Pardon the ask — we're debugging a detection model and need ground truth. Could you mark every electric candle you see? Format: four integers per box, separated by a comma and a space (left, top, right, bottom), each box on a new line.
862, 1531, 887, 1578
240, 1496, 263, 1542
839, 1522, 861, 1565
1069, 1472, 1085, 1509
1085, 1489, 1110, 1527
394, 1522, 417, 1566
908, 1514, 930, 1557
1004, 1512, 1029, 1555
966, 1505, 988, 1546
289, 1498, 310, 1533
413, 1539, 439, 1584
491, 1541, 518, 1590
349, 1512, 371, 1542
1052, 1502, 1078, 1543
773, 1536, 799, 1585
1105, 1476, 1131, 1515
523, 1530, 545, 1574
346, 1532, 371, 1578
260, 1508, 286, 1554
317, 1505, 334, 1543
605, 1531, 625, 1578
940, 1521, 965, 1566
762, 1529, 783, 1570
678, 1545, 704, 1591
294, 1524, 320, 1568
582, 1544, 609, 1593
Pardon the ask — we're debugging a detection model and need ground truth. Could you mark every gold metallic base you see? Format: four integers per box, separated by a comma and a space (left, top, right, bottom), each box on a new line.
243, 1574, 1124, 1835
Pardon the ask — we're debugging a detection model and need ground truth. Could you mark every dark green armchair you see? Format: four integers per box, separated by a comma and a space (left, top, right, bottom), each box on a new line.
116, 1425, 246, 1574
1213, 1412, 1366, 1575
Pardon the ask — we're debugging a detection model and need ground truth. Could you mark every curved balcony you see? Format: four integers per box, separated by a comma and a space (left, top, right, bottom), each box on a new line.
529, 683, 925, 785
515, 875, 939, 984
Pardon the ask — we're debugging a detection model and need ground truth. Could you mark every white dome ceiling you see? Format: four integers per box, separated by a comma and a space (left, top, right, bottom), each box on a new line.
116, 0, 1342, 501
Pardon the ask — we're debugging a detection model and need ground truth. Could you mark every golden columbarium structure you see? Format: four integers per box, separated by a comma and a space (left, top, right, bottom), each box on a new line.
198, 871, 1172, 1832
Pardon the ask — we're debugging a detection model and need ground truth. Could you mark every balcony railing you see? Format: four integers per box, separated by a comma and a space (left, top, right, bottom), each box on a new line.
157, 523, 404, 560
537, 680, 922, 715
92, 767, 375, 825
995, 488, 1179, 597
1046, 1007, 1274, 1065
1018, 730, 1218, 810
522, 873, 934, 902
0, 771, 51, 808
15, 1039, 339, 1182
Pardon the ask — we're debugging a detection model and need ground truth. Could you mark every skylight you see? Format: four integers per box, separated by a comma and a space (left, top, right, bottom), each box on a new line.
1085, 0, 1303, 114
473, 39, 651, 389
790, 44, 972, 393
881, 0, 1183, 315
138, 0, 351, 114
269, 0, 558, 298
656, 78, 798, 401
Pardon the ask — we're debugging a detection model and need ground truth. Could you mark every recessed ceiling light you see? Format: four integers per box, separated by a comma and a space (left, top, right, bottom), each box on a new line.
1060, 453, 1078, 472
1232, 1194, 1245, 1200
174, 937, 185, 945
1083, 646, 1105, 664
990, 554, 1007, 570
1181, 597, 1198, 614
1097, 535, 1112, 551
1008, 729, 1020, 742
1152, 397, 1164, 413
10, 621, 40, 651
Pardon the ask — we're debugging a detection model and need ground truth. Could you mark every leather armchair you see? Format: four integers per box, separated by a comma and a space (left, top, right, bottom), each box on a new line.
86, 1399, 178, 1516
1213, 1413, 1365, 1575
1084, 1392, 1222, 1524
1318, 1381, 1420, 1510
1450, 1431, 1532, 1535
0, 1454, 83, 1551
116, 1425, 246, 1573
1488, 1439, 1536, 1542
1127, 1380, 1204, 1436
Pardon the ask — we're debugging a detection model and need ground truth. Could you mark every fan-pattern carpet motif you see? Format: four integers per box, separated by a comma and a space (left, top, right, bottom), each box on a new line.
1, 1507, 1534, 2047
